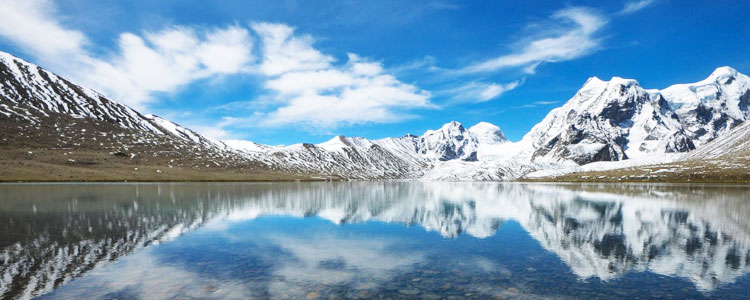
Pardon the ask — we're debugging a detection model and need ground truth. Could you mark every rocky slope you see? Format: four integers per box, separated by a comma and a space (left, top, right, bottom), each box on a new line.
529, 120, 750, 182
683, 120, 750, 160
0, 51, 304, 181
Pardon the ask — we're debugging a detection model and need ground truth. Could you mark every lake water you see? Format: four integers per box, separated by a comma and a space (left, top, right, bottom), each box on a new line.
1, 182, 749, 300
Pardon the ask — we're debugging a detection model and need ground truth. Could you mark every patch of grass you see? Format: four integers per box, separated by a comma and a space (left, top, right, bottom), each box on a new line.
523, 158, 750, 183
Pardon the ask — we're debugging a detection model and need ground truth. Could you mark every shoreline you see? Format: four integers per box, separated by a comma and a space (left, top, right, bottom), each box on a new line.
2, 178, 749, 184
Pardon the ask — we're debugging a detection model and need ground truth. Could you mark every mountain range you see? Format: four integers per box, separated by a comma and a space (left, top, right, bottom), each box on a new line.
1, 50, 748, 181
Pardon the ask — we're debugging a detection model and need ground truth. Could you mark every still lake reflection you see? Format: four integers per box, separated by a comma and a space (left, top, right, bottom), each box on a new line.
1, 182, 750, 299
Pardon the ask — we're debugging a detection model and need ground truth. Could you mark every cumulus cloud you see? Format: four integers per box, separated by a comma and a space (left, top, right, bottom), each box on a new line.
619, 0, 655, 15
0, 4, 430, 129
252, 22, 334, 76
84, 26, 253, 109
249, 24, 432, 128
0, 0, 254, 110
464, 7, 606, 74
0, 0, 87, 58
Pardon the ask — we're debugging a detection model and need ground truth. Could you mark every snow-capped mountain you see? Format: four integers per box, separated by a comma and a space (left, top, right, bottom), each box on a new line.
523, 67, 750, 165
0, 51, 299, 180
2, 49, 749, 181
1, 50, 517, 180
523, 76, 694, 164
0, 51, 231, 151
228, 120, 512, 179
417, 121, 480, 161
0, 52, 161, 134
469, 121, 508, 145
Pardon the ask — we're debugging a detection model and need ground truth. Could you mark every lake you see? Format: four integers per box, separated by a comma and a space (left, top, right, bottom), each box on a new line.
1, 182, 749, 299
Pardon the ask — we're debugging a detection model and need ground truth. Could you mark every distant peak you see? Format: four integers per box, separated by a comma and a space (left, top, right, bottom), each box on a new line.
608, 76, 640, 87
708, 66, 738, 79
441, 121, 464, 129
469, 121, 500, 132
581, 76, 605, 89
472, 121, 496, 127
317, 135, 351, 151
585, 76, 604, 84
422, 121, 466, 138
321, 135, 347, 143
469, 122, 507, 144
581, 76, 640, 91
430, 121, 465, 133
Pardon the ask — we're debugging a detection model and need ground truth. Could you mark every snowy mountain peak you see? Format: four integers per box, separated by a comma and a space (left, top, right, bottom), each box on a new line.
608, 76, 640, 87
317, 135, 367, 152
425, 121, 466, 136
444, 120, 462, 127
579, 75, 639, 92
575, 76, 643, 106
524, 70, 693, 164
708, 66, 739, 81
417, 121, 478, 161
468, 122, 507, 145
582, 76, 604, 88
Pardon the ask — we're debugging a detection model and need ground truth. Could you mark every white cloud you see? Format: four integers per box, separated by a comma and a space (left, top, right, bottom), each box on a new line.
265, 234, 425, 297
532, 100, 560, 105
252, 22, 334, 76
0, 5, 429, 128
619, 0, 655, 15
0, 0, 254, 110
0, 0, 87, 58
464, 7, 606, 74
515, 100, 561, 109
249, 24, 432, 128
84, 26, 254, 109
477, 81, 519, 102
448, 81, 520, 103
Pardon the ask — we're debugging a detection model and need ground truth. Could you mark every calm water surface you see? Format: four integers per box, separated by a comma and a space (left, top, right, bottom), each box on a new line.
1, 182, 749, 299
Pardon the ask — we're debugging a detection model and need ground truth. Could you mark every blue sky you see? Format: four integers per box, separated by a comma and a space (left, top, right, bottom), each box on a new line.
1, 0, 749, 145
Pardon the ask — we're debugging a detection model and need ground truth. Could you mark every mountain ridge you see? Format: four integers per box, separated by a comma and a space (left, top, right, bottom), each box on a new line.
1, 49, 748, 181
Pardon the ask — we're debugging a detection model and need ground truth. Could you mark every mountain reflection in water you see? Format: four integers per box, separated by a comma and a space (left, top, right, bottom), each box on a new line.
1, 182, 749, 299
